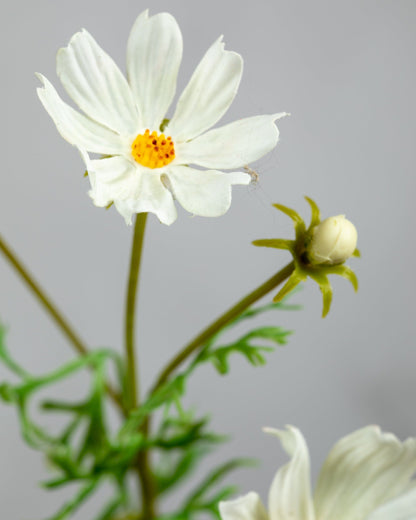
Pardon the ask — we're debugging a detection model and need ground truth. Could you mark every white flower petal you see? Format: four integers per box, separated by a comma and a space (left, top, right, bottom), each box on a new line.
167, 37, 243, 142
265, 426, 315, 520
219, 492, 269, 520
114, 172, 177, 225
56, 30, 139, 135
166, 165, 250, 217
82, 154, 141, 207
37, 74, 127, 155
127, 10, 183, 130
314, 426, 416, 520
368, 487, 416, 520
176, 113, 288, 170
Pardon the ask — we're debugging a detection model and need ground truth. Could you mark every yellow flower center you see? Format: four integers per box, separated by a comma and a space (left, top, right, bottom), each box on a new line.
131, 129, 175, 169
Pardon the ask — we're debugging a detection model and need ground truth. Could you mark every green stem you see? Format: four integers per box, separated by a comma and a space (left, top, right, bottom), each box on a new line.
123, 213, 156, 519
137, 450, 156, 520
0, 233, 122, 409
151, 261, 295, 394
124, 212, 148, 411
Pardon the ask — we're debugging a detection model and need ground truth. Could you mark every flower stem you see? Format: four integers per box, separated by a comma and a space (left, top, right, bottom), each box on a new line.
0, 233, 122, 408
123, 213, 156, 519
124, 212, 148, 411
151, 261, 295, 394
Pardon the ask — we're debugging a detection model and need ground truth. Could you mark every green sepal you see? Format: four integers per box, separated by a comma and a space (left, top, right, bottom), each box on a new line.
272, 203, 303, 224
273, 271, 306, 303
353, 248, 361, 257
304, 196, 321, 229
252, 238, 295, 251
324, 264, 359, 292
308, 272, 333, 318
272, 203, 306, 236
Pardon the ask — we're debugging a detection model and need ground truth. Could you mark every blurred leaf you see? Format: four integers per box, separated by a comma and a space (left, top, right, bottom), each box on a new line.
183, 458, 255, 509
44, 478, 100, 520
155, 448, 207, 496
200, 326, 291, 375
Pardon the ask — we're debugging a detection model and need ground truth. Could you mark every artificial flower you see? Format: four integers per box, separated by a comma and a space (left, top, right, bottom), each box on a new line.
220, 425, 416, 520
37, 9, 286, 225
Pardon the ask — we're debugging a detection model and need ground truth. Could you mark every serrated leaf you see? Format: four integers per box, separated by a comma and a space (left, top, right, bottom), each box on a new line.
202, 324, 291, 375
148, 420, 225, 450
206, 344, 271, 374
241, 326, 292, 345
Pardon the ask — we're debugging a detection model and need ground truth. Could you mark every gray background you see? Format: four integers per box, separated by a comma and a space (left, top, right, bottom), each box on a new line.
1, 0, 415, 517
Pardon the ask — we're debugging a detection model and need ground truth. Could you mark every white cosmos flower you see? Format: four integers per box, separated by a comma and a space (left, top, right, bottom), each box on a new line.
220, 425, 416, 520
37, 9, 287, 225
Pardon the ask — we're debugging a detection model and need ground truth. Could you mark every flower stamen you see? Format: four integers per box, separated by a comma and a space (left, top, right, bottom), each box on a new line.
131, 129, 175, 169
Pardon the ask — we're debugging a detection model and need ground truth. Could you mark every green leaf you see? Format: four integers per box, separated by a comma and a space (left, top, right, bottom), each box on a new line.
44, 478, 100, 520
189, 485, 238, 519
119, 374, 187, 438
183, 458, 256, 511
155, 448, 207, 496
93, 481, 127, 520
189, 293, 297, 376
205, 343, 272, 375
94, 498, 123, 520
0, 325, 30, 379
238, 293, 302, 320
242, 326, 292, 345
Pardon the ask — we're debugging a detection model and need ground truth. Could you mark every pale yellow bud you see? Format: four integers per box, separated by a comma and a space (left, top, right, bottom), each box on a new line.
309, 215, 357, 265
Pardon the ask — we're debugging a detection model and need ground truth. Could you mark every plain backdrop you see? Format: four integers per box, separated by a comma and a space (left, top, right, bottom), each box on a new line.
1, 0, 415, 517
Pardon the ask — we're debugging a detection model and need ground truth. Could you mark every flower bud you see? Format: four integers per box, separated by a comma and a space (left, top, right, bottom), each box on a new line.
309, 215, 357, 265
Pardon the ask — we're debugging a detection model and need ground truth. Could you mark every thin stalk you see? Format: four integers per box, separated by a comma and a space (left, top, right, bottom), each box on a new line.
0, 233, 122, 408
124, 212, 147, 411
123, 213, 156, 519
151, 261, 295, 395
137, 450, 156, 520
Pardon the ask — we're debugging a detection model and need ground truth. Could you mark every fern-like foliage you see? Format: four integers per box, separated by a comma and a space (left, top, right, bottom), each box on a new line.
0, 291, 299, 520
